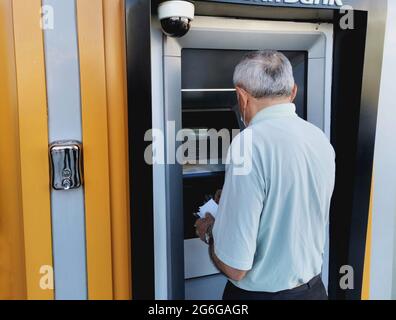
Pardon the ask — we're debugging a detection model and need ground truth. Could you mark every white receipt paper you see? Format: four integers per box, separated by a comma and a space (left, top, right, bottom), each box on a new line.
197, 199, 218, 219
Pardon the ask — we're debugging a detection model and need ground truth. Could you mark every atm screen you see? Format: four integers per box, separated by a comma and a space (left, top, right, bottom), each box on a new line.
181, 49, 308, 240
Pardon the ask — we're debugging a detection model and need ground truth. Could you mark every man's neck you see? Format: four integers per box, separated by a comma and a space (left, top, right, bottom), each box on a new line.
256, 97, 291, 109
250, 97, 292, 120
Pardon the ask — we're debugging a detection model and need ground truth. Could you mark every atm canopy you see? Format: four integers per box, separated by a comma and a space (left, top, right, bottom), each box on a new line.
152, 0, 352, 23
200, 0, 345, 10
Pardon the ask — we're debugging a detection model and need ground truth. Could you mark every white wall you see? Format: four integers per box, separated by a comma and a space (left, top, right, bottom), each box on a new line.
370, 0, 396, 300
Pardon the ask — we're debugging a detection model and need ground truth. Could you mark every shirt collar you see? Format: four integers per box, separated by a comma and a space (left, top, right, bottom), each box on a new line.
249, 103, 297, 126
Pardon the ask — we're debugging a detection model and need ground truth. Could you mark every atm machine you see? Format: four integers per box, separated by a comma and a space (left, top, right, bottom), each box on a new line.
151, 15, 333, 299
127, 0, 373, 300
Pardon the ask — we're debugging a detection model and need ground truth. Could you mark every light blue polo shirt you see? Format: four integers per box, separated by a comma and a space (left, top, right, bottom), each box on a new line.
212, 103, 336, 292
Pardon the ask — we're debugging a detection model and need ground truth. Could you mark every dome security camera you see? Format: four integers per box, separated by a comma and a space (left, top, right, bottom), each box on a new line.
158, 1, 195, 38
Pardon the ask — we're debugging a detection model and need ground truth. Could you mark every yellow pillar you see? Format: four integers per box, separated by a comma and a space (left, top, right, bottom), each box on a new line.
12, 0, 54, 299
0, 0, 27, 300
76, 0, 114, 299
103, 0, 132, 300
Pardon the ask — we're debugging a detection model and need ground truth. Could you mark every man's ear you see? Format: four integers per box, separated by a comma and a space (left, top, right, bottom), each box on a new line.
290, 84, 298, 102
236, 86, 248, 110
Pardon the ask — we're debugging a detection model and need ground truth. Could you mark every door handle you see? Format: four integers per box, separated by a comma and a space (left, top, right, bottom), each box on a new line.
49, 141, 83, 190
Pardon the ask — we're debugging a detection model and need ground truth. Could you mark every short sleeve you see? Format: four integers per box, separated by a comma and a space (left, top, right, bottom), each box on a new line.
212, 131, 266, 271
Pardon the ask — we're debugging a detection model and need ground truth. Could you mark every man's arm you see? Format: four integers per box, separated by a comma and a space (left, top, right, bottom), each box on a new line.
195, 214, 249, 282
208, 242, 248, 281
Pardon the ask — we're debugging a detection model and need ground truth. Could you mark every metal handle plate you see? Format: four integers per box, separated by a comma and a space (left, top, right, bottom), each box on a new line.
49, 141, 83, 190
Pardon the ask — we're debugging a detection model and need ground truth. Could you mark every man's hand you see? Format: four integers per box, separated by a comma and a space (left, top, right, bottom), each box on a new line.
195, 213, 215, 243
214, 189, 222, 204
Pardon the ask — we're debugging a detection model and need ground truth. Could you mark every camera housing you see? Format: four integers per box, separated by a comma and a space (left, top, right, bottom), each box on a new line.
158, 1, 195, 38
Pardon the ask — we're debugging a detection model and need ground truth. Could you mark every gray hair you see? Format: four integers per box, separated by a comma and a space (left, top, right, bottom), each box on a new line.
233, 50, 295, 99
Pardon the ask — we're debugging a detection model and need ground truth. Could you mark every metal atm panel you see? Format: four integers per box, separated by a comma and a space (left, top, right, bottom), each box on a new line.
156, 16, 333, 299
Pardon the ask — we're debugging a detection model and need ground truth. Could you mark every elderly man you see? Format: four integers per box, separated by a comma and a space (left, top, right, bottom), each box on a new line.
195, 50, 336, 300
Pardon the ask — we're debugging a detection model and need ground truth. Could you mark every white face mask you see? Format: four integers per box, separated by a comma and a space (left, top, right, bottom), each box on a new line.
235, 92, 247, 128
240, 107, 247, 128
